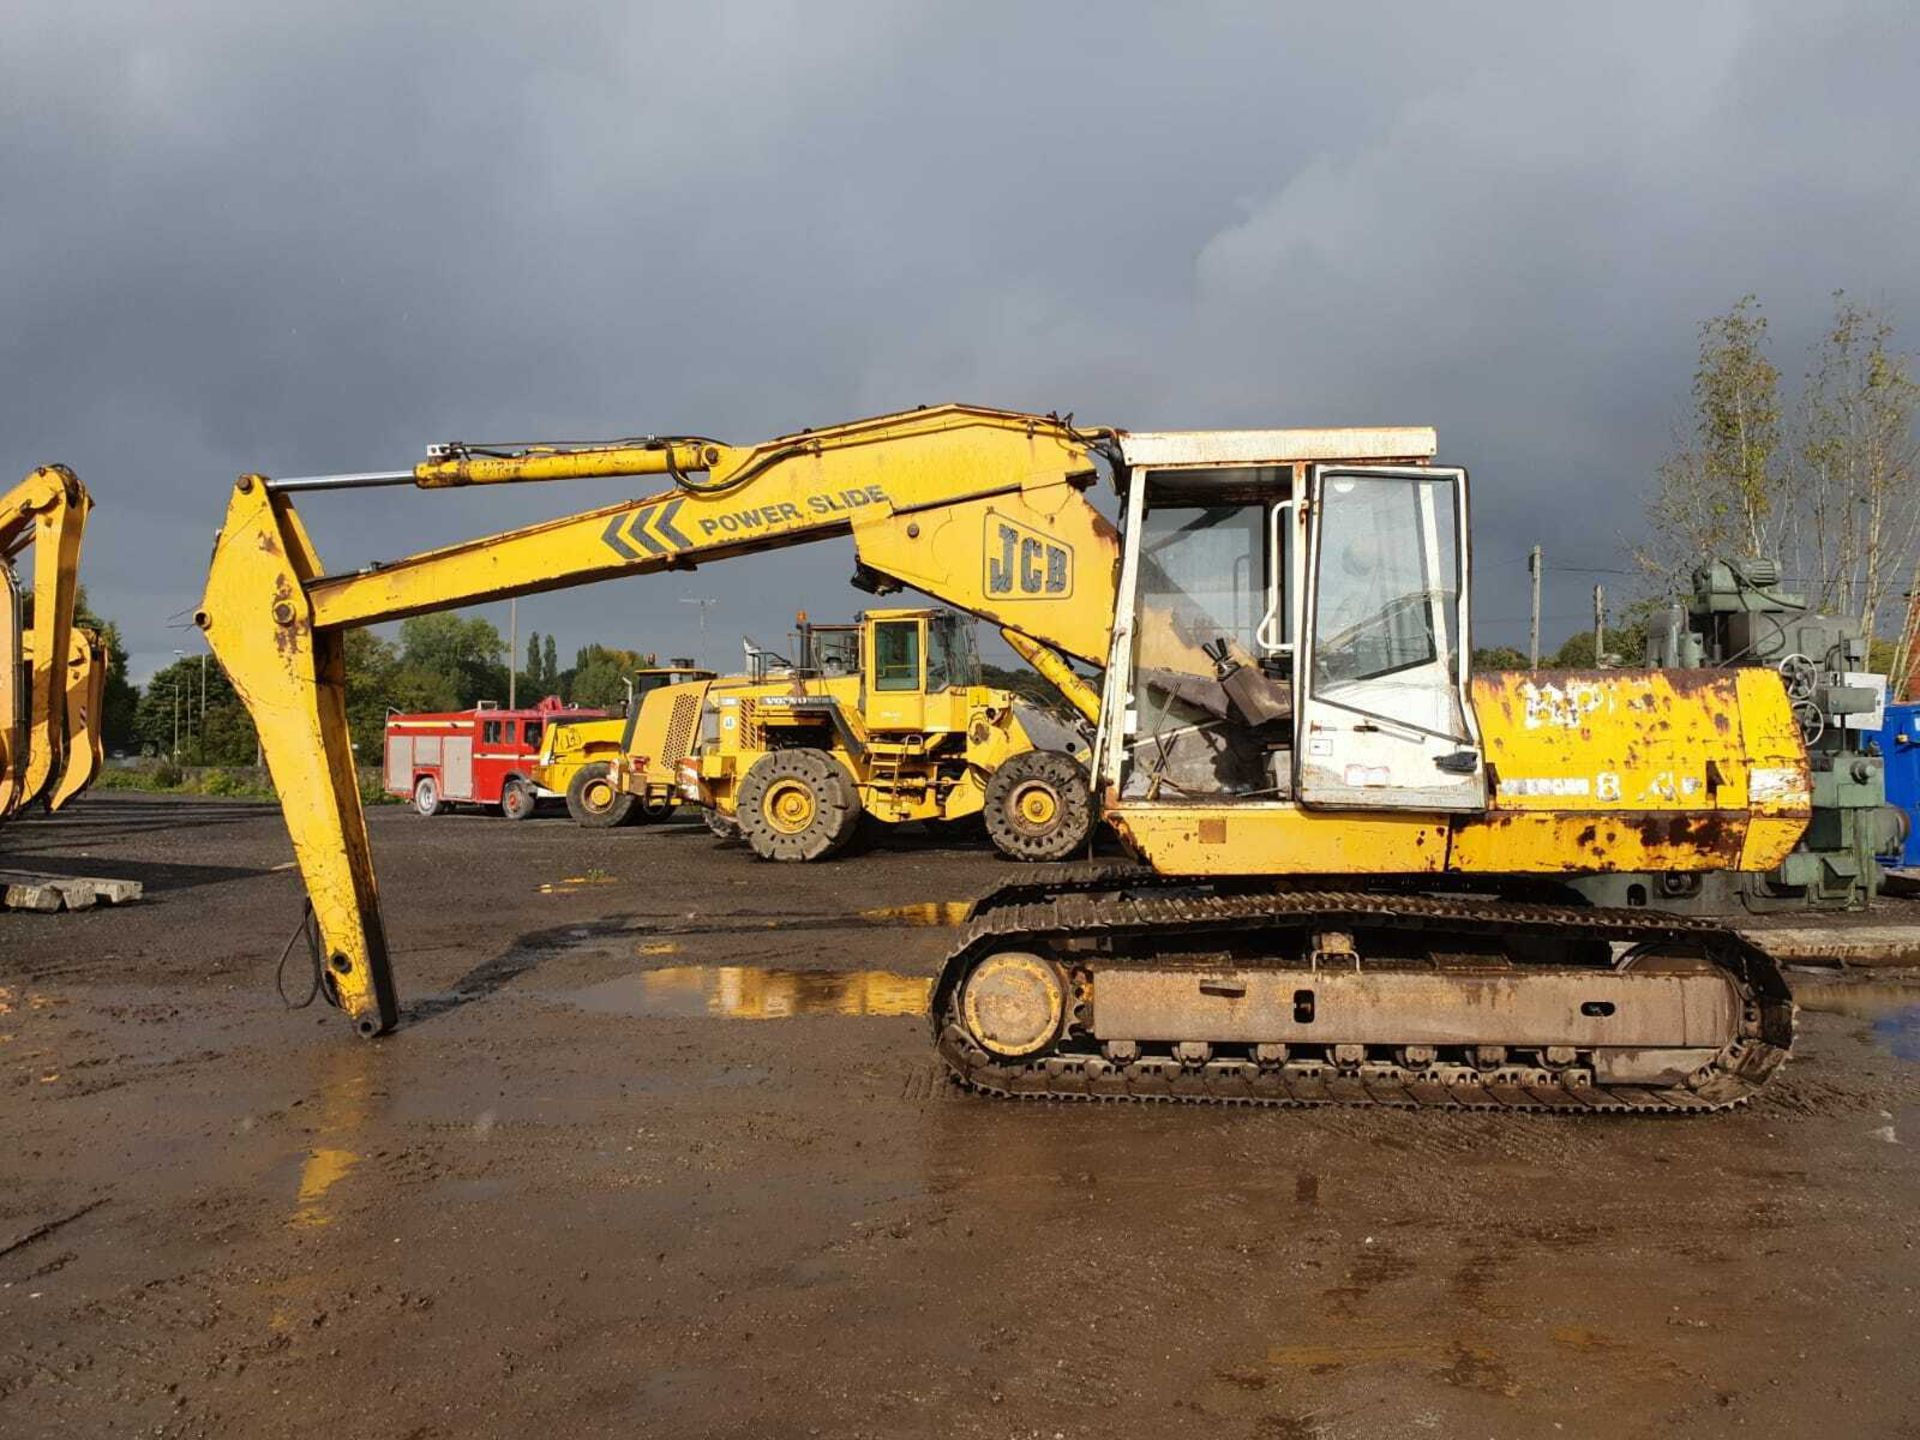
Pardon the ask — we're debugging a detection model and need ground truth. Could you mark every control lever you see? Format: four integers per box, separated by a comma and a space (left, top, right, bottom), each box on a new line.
1204, 637, 1292, 728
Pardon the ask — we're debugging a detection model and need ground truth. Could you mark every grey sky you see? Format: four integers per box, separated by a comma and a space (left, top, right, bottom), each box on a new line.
4, 1, 1915, 682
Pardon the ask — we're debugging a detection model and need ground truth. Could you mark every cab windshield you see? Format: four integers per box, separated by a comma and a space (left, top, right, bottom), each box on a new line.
926, 614, 981, 691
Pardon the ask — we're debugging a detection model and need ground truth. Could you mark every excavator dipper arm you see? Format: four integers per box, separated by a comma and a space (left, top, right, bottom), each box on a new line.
1, 466, 91, 818
198, 404, 1122, 1033
48, 627, 108, 811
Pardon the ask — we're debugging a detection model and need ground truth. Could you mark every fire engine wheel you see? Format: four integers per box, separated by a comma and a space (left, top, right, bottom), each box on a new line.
500, 778, 537, 822
983, 750, 1095, 862
412, 775, 442, 818
565, 763, 637, 829
737, 749, 862, 862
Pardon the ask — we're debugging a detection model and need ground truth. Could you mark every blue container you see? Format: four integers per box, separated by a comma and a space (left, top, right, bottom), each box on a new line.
1879, 701, 1920, 866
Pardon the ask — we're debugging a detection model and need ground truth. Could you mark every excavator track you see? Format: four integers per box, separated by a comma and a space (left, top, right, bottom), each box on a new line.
933, 885, 1794, 1113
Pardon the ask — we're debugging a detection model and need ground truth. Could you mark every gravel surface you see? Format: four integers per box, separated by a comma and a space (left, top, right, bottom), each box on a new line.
2, 794, 1917, 1439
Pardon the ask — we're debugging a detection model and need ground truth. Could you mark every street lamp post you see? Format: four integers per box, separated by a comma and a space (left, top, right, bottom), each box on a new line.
173, 650, 188, 755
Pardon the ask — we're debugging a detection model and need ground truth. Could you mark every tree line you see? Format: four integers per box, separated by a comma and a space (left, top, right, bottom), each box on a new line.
127, 616, 667, 767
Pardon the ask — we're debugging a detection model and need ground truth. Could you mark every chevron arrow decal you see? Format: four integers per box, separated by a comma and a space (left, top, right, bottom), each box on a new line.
601, 498, 692, 561
600, 512, 640, 560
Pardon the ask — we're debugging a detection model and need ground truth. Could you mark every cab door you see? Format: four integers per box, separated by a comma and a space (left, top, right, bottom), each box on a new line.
1297, 466, 1485, 812
864, 617, 926, 732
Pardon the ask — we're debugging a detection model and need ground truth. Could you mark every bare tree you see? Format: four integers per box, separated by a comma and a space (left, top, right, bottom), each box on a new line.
1638, 296, 1785, 591
1795, 292, 1920, 642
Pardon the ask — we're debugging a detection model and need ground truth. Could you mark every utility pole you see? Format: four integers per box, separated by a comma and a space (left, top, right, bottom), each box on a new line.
1593, 584, 1606, 667
199, 651, 208, 724
507, 598, 518, 710
1528, 547, 1542, 670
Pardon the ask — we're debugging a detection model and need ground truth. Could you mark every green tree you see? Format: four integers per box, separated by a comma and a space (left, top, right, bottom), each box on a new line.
1548, 616, 1647, 669
397, 613, 508, 706
70, 587, 138, 750
542, 634, 558, 690
1796, 292, 1920, 640
1640, 296, 1785, 592
1471, 645, 1529, 671
132, 655, 257, 763
568, 643, 643, 707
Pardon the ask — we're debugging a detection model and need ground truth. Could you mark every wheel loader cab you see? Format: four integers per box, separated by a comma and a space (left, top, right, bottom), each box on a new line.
1100, 429, 1484, 817
863, 609, 981, 733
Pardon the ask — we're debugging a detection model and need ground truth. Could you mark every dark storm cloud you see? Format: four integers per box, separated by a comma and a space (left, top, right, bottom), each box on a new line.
3, 0, 1914, 679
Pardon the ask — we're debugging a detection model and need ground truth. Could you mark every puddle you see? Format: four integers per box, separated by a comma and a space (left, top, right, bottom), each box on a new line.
1789, 974, 1920, 1061
1266, 1336, 1514, 1394
570, 965, 933, 1020
539, 872, 617, 895
857, 902, 970, 927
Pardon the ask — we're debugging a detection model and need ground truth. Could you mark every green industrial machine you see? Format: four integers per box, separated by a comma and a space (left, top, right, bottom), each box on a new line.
1576, 558, 1899, 913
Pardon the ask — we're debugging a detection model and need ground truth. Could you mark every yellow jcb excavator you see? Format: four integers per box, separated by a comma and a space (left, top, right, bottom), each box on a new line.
199, 405, 1808, 1110
3, 466, 106, 820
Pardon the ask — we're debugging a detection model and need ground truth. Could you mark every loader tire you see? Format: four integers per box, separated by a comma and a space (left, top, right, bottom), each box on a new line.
983, 750, 1094, 862
737, 749, 862, 862
566, 763, 636, 829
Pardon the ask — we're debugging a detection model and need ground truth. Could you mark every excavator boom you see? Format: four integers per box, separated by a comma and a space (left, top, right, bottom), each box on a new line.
199, 404, 1122, 1033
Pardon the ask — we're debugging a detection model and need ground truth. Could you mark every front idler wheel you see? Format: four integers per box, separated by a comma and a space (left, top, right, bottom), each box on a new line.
959, 952, 1067, 1058
983, 750, 1095, 861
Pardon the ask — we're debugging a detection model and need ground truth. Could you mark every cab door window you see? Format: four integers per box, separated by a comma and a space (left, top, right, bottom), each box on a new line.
871, 621, 922, 691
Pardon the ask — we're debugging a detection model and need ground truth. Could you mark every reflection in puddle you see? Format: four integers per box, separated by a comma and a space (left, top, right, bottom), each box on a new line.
539, 872, 617, 895
858, 902, 970, 927
572, 966, 933, 1020
289, 1046, 373, 1229
292, 1148, 359, 1227
1789, 974, 1920, 1061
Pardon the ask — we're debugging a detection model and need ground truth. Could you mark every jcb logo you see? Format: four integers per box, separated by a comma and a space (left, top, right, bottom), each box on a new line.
985, 516, 1072, 599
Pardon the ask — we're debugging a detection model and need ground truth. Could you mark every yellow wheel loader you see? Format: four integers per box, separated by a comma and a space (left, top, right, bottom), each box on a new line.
680, 607, 1094, 862
199, 405, 1808, 1111
3, 466, 106, 821
532, 664, 716, 826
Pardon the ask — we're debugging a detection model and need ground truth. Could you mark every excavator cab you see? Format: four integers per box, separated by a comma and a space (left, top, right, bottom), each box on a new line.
1100, 430, 1482, 816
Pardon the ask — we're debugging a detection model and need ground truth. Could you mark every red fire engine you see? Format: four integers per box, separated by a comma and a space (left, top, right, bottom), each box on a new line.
384, 697, 606, 820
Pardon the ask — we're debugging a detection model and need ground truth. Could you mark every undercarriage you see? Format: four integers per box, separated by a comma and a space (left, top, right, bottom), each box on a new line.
932, 868, 1794, 1112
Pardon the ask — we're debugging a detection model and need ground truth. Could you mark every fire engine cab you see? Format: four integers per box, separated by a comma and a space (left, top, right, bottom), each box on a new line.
384, 697, 608, 820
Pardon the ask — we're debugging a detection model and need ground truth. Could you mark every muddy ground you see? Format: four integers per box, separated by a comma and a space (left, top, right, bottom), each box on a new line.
2, 794, 1917, 1439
